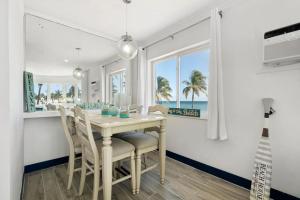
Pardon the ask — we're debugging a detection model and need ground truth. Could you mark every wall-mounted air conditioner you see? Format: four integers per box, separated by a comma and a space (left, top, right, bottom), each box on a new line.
263, 22, 300, 66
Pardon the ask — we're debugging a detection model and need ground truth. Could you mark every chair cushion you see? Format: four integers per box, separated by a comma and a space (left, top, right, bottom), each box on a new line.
114, 132, 158, 150
96, 138, 135, 158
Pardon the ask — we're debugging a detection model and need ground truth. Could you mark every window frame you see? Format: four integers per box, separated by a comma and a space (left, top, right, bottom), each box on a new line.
150, 41, 210, 118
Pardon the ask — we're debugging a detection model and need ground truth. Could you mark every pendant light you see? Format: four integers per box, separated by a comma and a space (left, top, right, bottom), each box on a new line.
117, 0, 138, 60
73, 48, 84, 80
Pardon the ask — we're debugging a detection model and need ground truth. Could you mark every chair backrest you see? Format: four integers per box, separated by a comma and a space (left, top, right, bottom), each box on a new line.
74, 106, 99, 164
129, 104, 143, 114
144, 105, 169, 134
59, 106, 75, 149
148, 105, 169, 116
47, 103, 57, 111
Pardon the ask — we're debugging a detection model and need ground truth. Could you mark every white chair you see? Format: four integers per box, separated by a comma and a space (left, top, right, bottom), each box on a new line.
74, 107, 136, 200
128, 104, 143, 114
59, 106, 81, 190
115, 105, 169, 194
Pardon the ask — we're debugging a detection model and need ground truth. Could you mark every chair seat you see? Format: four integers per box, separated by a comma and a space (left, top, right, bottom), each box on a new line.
115, 132, 158, 150
96, 138, 135, 158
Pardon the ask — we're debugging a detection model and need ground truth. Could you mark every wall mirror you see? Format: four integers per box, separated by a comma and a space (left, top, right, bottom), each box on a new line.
25, 14, 118, 111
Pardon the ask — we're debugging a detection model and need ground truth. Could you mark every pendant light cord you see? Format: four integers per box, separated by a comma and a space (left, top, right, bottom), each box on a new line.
75, 48, 81, 69
125, 3, 128, 35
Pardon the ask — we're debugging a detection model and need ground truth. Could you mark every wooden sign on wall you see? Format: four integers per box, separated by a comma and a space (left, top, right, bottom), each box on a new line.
168, 108, 200, 118
24, 71, 36, 112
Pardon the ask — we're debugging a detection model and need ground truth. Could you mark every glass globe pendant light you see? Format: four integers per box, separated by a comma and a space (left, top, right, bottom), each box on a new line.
73, 48, 84, 80
73, 67, 84, 80
117, 0, 138, 60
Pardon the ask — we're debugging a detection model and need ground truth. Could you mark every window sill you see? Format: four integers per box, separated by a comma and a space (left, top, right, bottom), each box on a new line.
167, 114, 208, 121
23, 111, 60, 119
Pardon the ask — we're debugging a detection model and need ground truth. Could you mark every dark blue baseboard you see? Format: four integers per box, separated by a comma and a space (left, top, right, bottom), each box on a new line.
24, 156, 69, 173
166, 150, 299, 200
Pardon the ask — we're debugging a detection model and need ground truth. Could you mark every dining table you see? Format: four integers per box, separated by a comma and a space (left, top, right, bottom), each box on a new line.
87, 112, 167, 200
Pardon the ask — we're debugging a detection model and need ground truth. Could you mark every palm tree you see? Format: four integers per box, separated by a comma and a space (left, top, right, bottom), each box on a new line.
156, 76, 172, 102
54, 90, 63, 101
66, 86, 75, 98
182, 70, 207, 109
51, 90, 63, 102
36, 83, 43, 104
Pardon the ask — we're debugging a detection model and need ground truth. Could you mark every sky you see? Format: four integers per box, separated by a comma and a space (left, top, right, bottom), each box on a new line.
155, 49, 209, 101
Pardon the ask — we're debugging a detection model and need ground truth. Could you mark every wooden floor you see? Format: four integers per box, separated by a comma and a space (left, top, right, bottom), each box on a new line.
22, 153, 250, 200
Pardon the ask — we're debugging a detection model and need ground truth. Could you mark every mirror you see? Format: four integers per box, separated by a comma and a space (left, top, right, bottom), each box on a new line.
25, 14, 117, 111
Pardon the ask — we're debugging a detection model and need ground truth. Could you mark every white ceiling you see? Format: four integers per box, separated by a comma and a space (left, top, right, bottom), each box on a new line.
25, 0, 224, 76
25, 15, 116, 76
25, 0, 222, 41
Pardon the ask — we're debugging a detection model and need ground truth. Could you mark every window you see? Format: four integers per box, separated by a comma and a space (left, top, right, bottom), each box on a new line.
110, 70, 126, 104
154, 57, 177, 108
66, 83, 75, 103
33, 81, 82, 111
50, 84, 63, 103
152, 45, 210, 118
34, 83, 48, 105
77, 81, 82, 100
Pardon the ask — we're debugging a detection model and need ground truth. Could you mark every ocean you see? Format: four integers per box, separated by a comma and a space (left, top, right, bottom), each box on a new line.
157, 101, 208, 111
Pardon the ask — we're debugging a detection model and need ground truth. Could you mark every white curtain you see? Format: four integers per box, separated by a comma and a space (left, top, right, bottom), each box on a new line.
136, 48, 151, 113
207, 8, 228, 140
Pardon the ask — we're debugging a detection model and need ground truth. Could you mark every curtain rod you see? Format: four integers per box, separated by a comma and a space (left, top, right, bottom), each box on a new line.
102, 58, 122, 68
142, 10, 223, 50
25, 12, 118, 43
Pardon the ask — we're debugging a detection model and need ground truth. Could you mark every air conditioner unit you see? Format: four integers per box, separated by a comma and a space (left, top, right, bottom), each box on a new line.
263, 22, 300, 66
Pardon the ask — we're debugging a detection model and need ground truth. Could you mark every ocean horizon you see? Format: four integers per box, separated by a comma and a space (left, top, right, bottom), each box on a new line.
157, 101, 208, 111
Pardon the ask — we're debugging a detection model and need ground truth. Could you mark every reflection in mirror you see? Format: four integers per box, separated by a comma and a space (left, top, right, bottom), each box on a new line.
25, 14, 117, 111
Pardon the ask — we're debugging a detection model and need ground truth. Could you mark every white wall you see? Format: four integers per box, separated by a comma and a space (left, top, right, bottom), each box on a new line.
24, 117, 69, 165
88, 67, 102, 103
147, 0, 300, 197
9, 0, 25, 198
0, 0, 12, 198
0, 0, 24, 199
147, 19, 210, 60
81, 70, 89, 102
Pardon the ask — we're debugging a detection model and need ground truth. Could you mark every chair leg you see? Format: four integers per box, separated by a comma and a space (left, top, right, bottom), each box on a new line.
92, 163, 100, 200
130, 152, 136, 194
113, 162, 116, 179
67, 153, 75, 190
135, 154, 141, 194
143, 154, 148, 169
116, 160, 121, 179
67, 157, 70, 175
79, 155, 87, 195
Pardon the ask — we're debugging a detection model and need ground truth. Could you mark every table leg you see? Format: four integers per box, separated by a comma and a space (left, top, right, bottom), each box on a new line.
102, 129, 112, 200
159, 119, 167, 184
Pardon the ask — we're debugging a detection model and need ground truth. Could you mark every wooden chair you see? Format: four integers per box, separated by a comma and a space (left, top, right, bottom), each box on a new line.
74, 107, 136, 200
59, 106, 82, 190
115, 105, 169, 194
128, 104, 143, 114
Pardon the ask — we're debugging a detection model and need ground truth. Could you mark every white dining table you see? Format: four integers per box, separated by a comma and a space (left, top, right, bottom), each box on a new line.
88, 112, 167, 200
